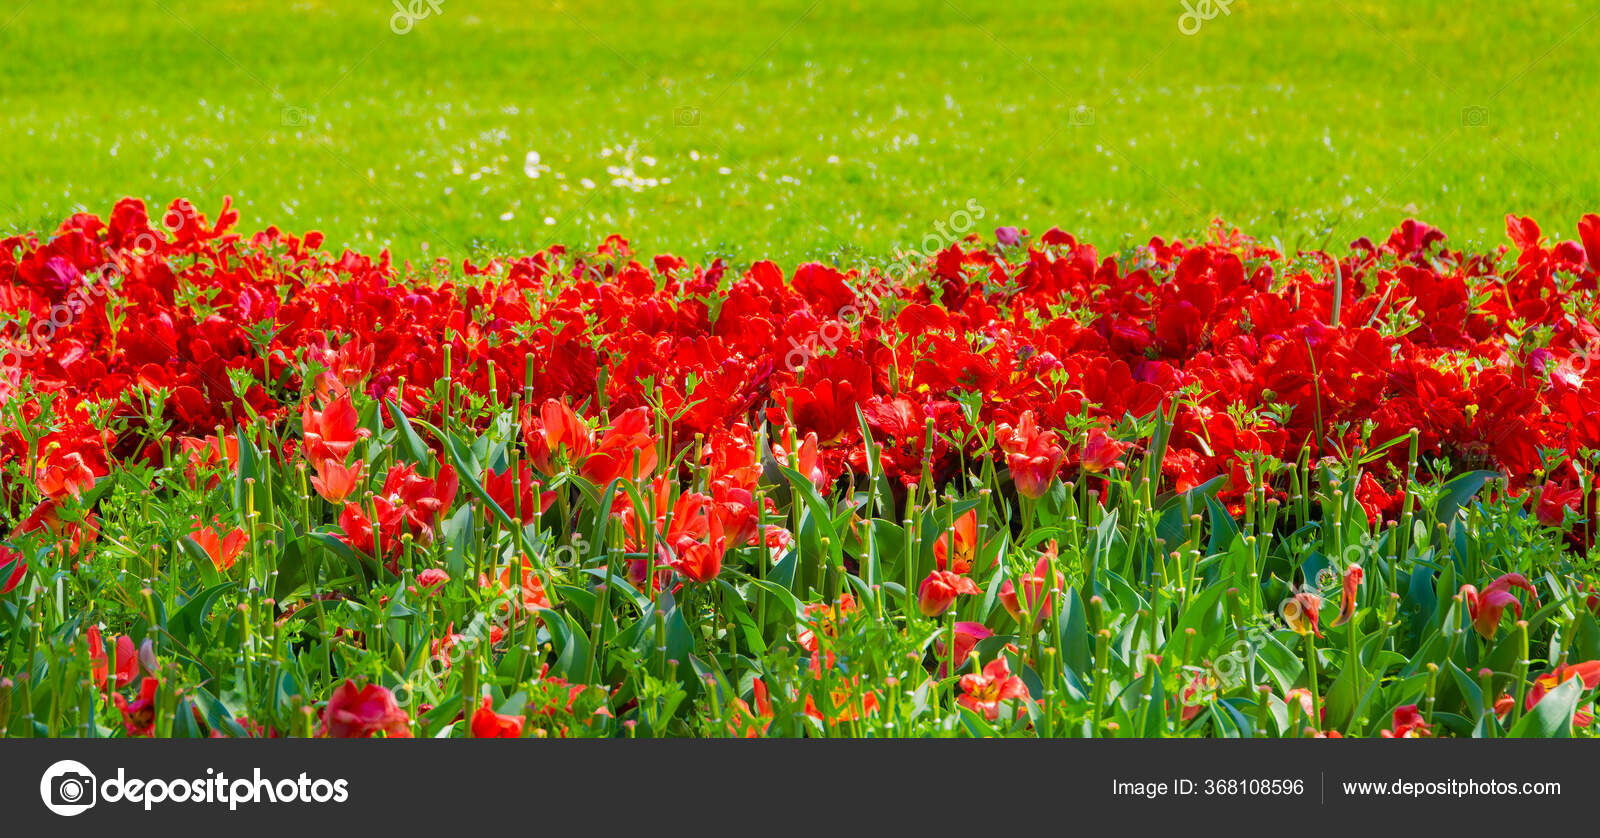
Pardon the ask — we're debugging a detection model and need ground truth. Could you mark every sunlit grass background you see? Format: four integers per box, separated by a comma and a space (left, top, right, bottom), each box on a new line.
1, 0, 1597, 264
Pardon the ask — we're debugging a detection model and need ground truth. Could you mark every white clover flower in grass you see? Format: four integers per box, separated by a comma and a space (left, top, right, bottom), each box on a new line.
524, 151, 549, 179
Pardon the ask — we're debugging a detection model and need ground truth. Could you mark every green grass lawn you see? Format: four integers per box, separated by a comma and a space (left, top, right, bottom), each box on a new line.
2, 0, 1597, 264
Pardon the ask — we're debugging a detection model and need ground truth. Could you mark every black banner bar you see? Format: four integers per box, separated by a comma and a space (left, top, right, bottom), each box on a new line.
1, 739, 1590, 831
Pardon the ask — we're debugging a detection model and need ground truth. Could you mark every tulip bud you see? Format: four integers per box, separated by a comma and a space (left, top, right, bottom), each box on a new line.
139, 638, 159, 677
1330, 564, 1363, 627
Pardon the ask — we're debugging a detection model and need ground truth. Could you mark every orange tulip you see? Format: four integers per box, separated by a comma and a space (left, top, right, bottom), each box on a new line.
191, 520, 249, 571
310, 457, 366, 503
933, 509, 979, 573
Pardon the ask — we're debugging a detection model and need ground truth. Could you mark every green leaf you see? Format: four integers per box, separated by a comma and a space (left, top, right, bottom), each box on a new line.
309, 531, 384, 586
716, 579, 767, 655
165, 582, 234, 645
385, 399, 432, 466
1508, 675, 1582, 738
746, 578, 805, 621
1572, 609, 1600, 663
1205, 494, 1239, 557
1058, 587, 1091, 675
272, 535, 311, 601
1432, 470, 1497, 528
232, 426, 261, 514
778, 464, 839, 547
1447, 661, 1485, 719
1156, 474, 1226, 552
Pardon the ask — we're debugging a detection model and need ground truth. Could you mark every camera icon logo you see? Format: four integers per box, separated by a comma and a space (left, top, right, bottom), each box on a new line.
1461, 106, 1489, 127
39, 760, 98, 816
673, 107, 700, 127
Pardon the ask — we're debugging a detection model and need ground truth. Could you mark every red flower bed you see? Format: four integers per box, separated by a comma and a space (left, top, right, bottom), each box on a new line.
2, 200, 1597, 526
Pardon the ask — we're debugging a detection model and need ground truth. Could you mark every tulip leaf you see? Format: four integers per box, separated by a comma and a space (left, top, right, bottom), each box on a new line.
165, 582, 234, 646
1572, 609, 1600, 663
272, 535, 311, 601
385, 399, 433, 466
778, 464, 839, 547
309, 530, 384, 586
1208, 699, 1253, 738
1156, 474, 1226, 553
1058, 587, 1091, 676
1432, 470, 1497, 529
716, 579, 767, 655
1205, 494, 1240, 557
1447, 661, 1484, 719
1508, 674, 1582, 738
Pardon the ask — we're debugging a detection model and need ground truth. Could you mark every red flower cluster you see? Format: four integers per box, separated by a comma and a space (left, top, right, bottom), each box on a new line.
3, 200, 1598, 543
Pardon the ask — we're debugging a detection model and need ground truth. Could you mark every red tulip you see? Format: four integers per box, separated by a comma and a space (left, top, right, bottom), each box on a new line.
416, 568, 450, 592
1459, 573, 1537, 639
302, 392, 371, 463
774, 427, 828, 493
918, 570, 979, 617
1080, 428, 1129, 474
1525, 661, 1600, 727
36, 450, 98, 500
707, 421, 763, 491
339, 463, 459, 564
998, 547, 1064, 630
933, 622, 993, 678
383, 462, 459, 529
582, 407, 660, 484
996, 410, 1065, 498
113, 677, 161, 737
1534, 480, 1583, 527
1330, 564, 1363, 628
483, 462, 555, 523
88, 625, 138, 690
958, 657, 1029, 721
321, 680, 411, 738
523, 399, 593, 474
471, 697, 526, 738
492, 563, 553, 615
1579, 213, 1600, 269
1379, 704, 1432, 738
176, 434, 239, 490
669, 513, 727, 583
